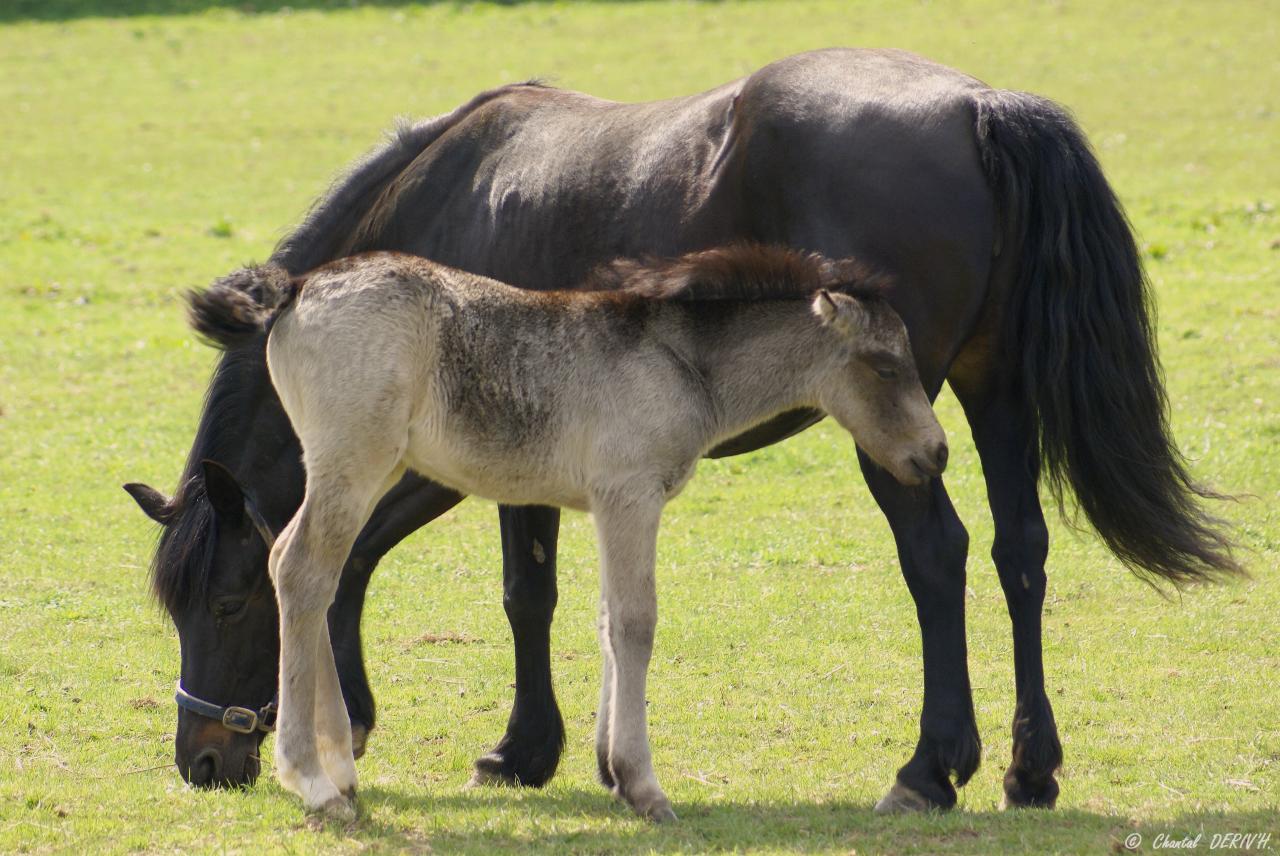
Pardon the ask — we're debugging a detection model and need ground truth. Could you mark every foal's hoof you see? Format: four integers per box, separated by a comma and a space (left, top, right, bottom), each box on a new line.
306, 795, 356, 827
628, 795, 676, 823
643, 800, 678, 823
622, 787, 677, 823
874, 782, 935, 814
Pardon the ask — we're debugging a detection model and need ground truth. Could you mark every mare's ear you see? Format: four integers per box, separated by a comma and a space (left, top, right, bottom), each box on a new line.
811, 289, 865, 333
123, 483, 174, 525
201, 459, 246, 526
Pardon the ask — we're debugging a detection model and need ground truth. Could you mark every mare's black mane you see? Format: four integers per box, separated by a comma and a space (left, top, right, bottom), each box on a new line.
150, 345, 271, 612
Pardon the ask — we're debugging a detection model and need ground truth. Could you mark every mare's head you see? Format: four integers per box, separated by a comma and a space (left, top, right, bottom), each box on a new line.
809, 285, 947, 485
124, 345, 299, 788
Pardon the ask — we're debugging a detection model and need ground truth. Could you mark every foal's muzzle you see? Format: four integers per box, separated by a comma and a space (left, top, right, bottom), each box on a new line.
905, 440, 949, 483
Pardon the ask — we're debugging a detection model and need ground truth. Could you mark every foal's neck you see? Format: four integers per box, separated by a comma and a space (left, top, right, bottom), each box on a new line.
682, 300, 832, 445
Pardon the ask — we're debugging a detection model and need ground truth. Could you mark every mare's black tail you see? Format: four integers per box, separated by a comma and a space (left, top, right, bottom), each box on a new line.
971, 89, 1241, 585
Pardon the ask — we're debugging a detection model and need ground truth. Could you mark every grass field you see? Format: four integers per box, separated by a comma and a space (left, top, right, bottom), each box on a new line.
1, 1, 1278, 853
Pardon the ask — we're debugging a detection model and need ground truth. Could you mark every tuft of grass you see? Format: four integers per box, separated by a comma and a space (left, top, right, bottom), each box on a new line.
0, 1, 1277, 853
207, 216, 235, 238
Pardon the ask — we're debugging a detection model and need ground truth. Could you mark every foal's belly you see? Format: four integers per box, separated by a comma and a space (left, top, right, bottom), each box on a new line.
403, 434, 593, 512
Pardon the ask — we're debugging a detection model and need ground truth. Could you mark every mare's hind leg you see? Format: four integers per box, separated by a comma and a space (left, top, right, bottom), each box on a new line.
591, 492, 673, 822
954, 382, 1063, 808
339, 477, 466, 760
272, 444, 405, 819
859, 452, 981, 813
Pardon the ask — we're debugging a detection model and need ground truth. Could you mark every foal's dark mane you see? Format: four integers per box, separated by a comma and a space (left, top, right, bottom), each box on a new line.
588, 243, 892, 303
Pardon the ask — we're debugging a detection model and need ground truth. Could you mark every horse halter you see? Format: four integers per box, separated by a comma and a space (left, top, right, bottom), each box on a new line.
175, 682, 277, 735
173, 483, 280, 736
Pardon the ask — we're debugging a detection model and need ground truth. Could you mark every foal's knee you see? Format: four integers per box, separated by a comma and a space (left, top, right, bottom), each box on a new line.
270, 516, 348, 614
607, 606, 657, 651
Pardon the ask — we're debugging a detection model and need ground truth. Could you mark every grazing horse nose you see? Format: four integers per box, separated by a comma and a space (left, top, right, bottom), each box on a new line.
189, 747, 223, 788
933, 441, 949, 473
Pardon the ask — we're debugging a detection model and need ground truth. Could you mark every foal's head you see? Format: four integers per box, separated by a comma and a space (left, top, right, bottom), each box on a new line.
599, 244, 948, 486
810, 287, 948, 485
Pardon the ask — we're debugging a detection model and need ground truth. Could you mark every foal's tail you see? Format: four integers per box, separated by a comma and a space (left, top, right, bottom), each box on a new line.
971, 89, 1241, 586
187, 264, 298, 350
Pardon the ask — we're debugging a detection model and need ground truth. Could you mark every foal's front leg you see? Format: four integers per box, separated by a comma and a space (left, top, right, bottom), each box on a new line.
591, 493, 674, 822
272, 460, 399, 820
271, 504, 361, 821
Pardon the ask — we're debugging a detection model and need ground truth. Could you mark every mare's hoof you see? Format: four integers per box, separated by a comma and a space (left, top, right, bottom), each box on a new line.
874, 782, 936, 814
468, 753, 516, 788
350, 724, 369, 760
1000, 773, 1059, 810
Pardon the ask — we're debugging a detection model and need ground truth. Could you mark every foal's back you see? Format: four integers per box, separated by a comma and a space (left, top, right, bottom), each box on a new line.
267, 253, 709, 511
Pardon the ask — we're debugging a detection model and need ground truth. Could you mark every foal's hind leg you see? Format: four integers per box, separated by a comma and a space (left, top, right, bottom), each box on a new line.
591, 492, 673, 822
955, 383, 1063, 808
595, 589, 617, 789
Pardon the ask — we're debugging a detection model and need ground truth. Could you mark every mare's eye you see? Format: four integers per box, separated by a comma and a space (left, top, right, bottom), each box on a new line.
211, 596, 247, 620
875, 367, 897, 380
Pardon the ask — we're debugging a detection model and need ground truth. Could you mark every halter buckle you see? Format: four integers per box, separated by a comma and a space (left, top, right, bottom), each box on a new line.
221, 706, 259, 734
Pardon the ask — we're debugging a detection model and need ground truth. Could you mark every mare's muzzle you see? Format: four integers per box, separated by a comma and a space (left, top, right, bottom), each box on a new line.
174, 683, 275, 788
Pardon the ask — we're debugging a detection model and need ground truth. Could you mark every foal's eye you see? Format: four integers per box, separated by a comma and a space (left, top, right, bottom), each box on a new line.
875, 367, 898, 380
211, 596, 247, 620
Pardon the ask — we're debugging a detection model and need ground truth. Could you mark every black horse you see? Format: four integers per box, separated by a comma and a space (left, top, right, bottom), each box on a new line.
125, 49, 1237, 812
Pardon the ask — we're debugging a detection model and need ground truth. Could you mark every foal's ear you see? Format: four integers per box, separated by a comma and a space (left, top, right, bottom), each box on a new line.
124, 482, 175, 525
811, 289, 864, 333
201, 459, 246, 525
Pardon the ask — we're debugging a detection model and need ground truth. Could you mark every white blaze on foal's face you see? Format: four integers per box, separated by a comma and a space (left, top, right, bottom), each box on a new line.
810, 289, 948, 486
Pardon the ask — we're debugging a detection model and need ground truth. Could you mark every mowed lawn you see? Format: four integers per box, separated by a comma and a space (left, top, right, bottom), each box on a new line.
1, 1, 1277, 853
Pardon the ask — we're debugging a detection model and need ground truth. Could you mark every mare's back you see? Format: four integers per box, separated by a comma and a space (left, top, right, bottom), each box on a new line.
354, 48, 992, 300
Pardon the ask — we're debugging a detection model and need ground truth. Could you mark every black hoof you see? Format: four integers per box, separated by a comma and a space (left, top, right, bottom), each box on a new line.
1002, 768, 1060, 809
470, 727, 563, 788
350, 723, 369, 760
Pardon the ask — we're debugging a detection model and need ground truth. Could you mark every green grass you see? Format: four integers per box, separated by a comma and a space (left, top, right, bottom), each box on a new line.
1, 1, 1277, 853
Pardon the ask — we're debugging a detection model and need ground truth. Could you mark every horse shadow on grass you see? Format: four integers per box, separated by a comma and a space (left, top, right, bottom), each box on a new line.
1, 0, 721, 25
342, 785, 1279, 854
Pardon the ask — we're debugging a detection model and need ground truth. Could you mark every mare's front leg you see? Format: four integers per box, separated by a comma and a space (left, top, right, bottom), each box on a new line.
860, 452, 981, 813
334, 475, 465, 758
592, 493, 674, 822
955, 382, 1062, 808
472, 505, 566, 787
